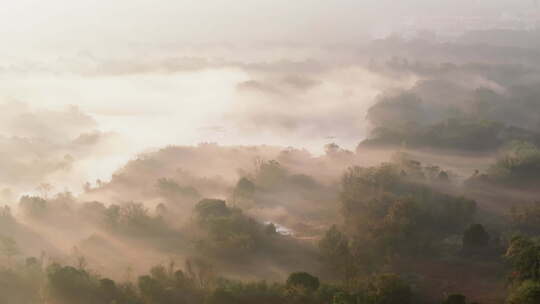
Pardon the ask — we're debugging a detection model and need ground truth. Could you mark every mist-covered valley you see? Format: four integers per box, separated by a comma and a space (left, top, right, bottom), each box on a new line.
3, 2, 540, 304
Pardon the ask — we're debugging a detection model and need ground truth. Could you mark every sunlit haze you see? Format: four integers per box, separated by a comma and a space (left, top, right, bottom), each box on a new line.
2, 2, 540, 303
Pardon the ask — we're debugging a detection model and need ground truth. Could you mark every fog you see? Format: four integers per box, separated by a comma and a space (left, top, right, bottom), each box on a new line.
2, 2, 540, 304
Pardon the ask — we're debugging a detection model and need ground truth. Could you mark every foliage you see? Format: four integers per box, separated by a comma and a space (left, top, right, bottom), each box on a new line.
365, 117, 514, 151
207, 279, 284, 304
364, 89, 540, 151
367, 92, 424, 136
1, 258, 395, 304
195, 199, 231, 223
0, 235, 20, 261
157, 178, 201, 200
487, 141, 540, 186
506, 280, 540, 304
362, 273, 412, 304
194, 199, 264, 257
104, 202, 169, 236
319, 225, 355, 283
0, 205, 15, 227
340, 163, 476, 264
19, 195, 48, 219
0, 268, 43, 304
233, 178, 256, 200
46, 264, 103, 304
510, 201, 540, 235
253, 159, 289, 189
138, 262, 204, 304
392, 152, 452, 182
505, 236, 540, 283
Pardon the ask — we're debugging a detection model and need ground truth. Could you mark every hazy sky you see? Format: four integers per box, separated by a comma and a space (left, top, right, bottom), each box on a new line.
0, 0, 536, 52
0, 0, 538, 194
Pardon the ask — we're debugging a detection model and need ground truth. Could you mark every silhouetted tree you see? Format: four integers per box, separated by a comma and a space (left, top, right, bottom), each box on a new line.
286, 272, 320, 291
443, 294, 466, 304
462, 224, 490, 254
